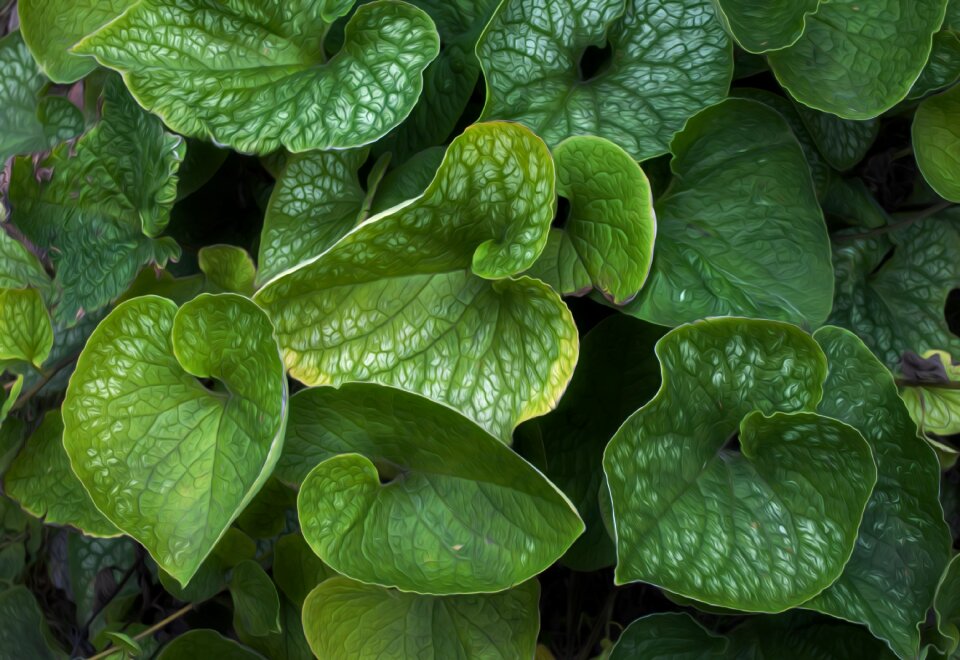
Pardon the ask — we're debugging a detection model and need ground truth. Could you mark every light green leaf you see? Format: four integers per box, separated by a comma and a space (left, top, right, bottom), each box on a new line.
291, 384, 583, 594
229, 560, 281, 637
769, 0, 948, 119
526, 136, 655, 304
806, 327, 951, 659
0, 288, 52, 368
604, 318, 876, 612
159, 528, 256, 603
0, 227, 51, 292
609, 612, 727, 659
476, 0, 733, 161
198, 245, 256, 296
0, 31, 83, 162
302, 577, 540, 659
273, 533, 334, 608
255, 122, 576, 441
0, 586, 64, 659
0, 377, 23, 429
935, 554, 960, 656
103, 632, 142, 656
793, 102, 879, 171
914, 84, 960, 202
621, 98, 833, 328
5, 411, 119, 537
62, 293, 287, 586
75, 0, 440, 155
9, 77, 184, 324
900, 350, 960, 436
713, 0, 819, 54
17, 0, 132, 83
157, 630, 262, 660
828, 210, 960, 370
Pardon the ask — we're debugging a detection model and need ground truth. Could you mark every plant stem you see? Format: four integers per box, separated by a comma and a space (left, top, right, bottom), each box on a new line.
10, 350, 81, 412
896, 378, 960, 390
86, 603, 194, 660
834, 201, 954, 243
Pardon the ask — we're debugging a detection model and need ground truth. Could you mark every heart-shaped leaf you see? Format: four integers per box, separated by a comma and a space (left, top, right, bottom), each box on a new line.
289, 384, 583, 594
713, 0, 820, 53
75, 0, 441, 154
914, 84, 960, 203
604, 318, 876, 611
0, 288, 52, 368
62, 293, 287, 586
476, 0, 733, 161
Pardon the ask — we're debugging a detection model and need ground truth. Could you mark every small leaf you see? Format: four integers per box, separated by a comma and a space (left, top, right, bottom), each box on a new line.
0, 288, 53, 368
198, 245, 256, 296
609, 612, 727, 659
229, 561, 281, 637
157, 630, 262, 660
914, 84, 960, 202
103, 632, 142, 656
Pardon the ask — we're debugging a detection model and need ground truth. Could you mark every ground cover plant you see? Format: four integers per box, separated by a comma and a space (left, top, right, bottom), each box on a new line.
2, 0, 960, 658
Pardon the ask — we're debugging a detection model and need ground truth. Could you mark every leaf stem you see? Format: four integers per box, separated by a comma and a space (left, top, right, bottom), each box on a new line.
86, 603, 194, 660
834, 201, 954, 243
896, 378, 960, 390
10, 350, 81, 412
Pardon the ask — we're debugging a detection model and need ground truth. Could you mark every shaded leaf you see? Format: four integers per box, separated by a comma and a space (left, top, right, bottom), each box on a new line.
229, 560, 281, 637
609, 612, 726, 659
914, 84, 960, 202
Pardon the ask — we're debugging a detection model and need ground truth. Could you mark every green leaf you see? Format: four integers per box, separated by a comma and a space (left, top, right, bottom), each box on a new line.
900, 350, 960, 436
935, 554, 960, 656
609, 612, 727, 659
604, 318, 877, 612
198, 245, 256, 296
0, 227, 51, 292
806, 327, 951, 659
525, 136, 655, 304
0, 31, 83, 161
713, 0, 820, 53
820, 176, 891, 230
103, 632, 142, 656
9, 77, 184, 324
621, 98, 833, 328
229, 560, 281, 637
235, 477, 296, 539
0, 288, 52, 368
237, 596, 313, 660
909, 29, 960, 99
159, 528, 256, 603
66, 534, 138, 627
793, 103, 879, 172
75, 0, 440, 155
254, 122, 577, 441
157, 630, 262, 660
62, 293, 287, 586
273, 533, 334, 608
769, 0, 948, 119
729, 611, 898, 659
5, 411, 119, 537
369, 146, 445, 214
514, 314, 664, 571
291, 384, 583, 594
914, 84, 960, 202
476, 0, 733, 161
0, 586, 64, 659
828, 210, 960, 370
17, 0, 132, 83
302, 577, 540, 658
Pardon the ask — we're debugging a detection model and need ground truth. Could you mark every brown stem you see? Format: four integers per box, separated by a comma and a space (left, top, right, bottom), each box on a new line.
896, 378, 960, 390
834, 201, 954, 243
86, 603, 194, 660
10, 350, 81, 412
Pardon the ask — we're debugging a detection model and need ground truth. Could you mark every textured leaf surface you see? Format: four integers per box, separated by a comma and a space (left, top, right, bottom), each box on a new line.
935, 554, 960, 656
604, 318, 876, 611
255, 122, 576, 441
914, 84, 960, 202
476, 0, 732, 160
157, 629, 262, 660
229, 560, 281, 637
0, 288, 52, 368
526, 136, 655, 304
76, 0, 440, 154
302, 577, 540, 659
769, 0, 947, 119
622, 99, 832, 328
901, 350, 960, 436
713, 0, 819, 53
609, 612, 727, 659
5, 412, 119, 537
198, 245, 256, 296
291, 384, 583, 594
62, 294, 287, 586
794, 103, 879, 172
0, 228, 51, 292
0, 586, 63, 659
807, 327, 950, 659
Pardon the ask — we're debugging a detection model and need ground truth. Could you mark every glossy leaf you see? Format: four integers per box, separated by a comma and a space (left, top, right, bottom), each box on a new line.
255, 122, 576, 441
157, 629, 262, 660
769, 0, 947, 119
935, 554, 960, 656
76, 0, 441, 154
604, 318, 876, 611
229, 560, 281, 637
198, 245, 256, 296
609, 612, 726, 659
302, 577, 540, 659
900, 350, 960, 436
0, 288, 52, 368
914, 84, 960, 202
62, 294, 287, 586
476, 0, 733, 161
0, 586, 63, 659
622, 99, 833, 328
291, 384, 583, 594
713, 0, 819, 54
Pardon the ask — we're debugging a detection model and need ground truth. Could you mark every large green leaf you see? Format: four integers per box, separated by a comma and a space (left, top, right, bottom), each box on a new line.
713, 0, 820, 53
0, 288, 52, 368
525, 136, 655, 304
255, 122, 576, 441
828, 210, 960, 371
914, 84, 960, 202
806, 327, 950, 659
609, 612, 727, 659
5, 411, 119, 537
301, 577, 540, 658
9, 77, 184, 324
62, 294, 287, 586
229, 561, 281, 637
621, 99, 833, 328
0, 586, 63, 659
157, 630, 262, 660
476, 0, 733, 161
604, 318, 876, 612
935, 554, 960, 657
0, 31, 83, 161
75, 0, 440, 154
768, 0, 948, 119
17, 0, 132, 83
291, 384, 583, 594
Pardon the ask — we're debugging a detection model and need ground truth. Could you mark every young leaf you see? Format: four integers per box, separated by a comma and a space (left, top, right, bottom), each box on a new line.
66, 535, 138, 627
156, 630, 262, 660
0, 288, 53, 368
62, 294, 287, 586
609, 612, 727, 659
476, 0, 733, 161
712, 0, 820, 54
229, 561, 281, 637
198, 245, 256, 296
622, 98, 833, 328
302, 577, 540, 658
914, 84, 960, 202
75, 0, 441, 154
254, 122, 577, 441
604, 318, 876, 612
291, 384, 584, 594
